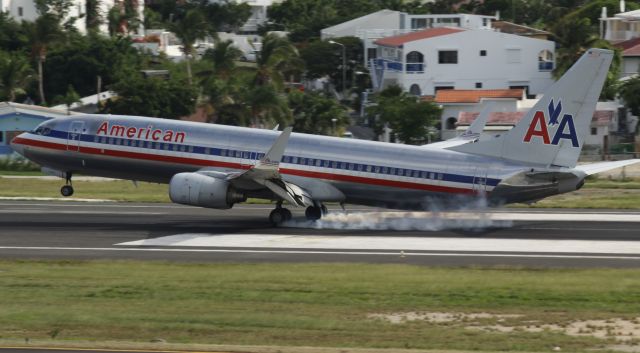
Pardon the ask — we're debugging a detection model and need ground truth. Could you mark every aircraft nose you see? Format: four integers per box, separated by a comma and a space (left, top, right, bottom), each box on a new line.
10, 133, 26, 156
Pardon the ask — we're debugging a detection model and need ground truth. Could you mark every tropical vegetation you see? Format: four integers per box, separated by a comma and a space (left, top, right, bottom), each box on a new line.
0, 0, 637, 143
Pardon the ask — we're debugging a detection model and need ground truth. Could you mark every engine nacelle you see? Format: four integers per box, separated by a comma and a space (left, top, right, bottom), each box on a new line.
169, 172, 246, 209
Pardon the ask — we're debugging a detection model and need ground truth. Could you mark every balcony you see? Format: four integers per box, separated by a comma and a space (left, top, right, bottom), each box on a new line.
604, 29, 636, 41
406, 63, 424, 73
374, 59, 424, 73
538, 61, 554, 71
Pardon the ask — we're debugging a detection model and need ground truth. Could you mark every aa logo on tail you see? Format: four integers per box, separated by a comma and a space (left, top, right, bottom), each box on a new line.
523, 99, 579, 147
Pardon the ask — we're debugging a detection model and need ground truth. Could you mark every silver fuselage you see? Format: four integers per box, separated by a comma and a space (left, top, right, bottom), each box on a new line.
11, 115, 583, 209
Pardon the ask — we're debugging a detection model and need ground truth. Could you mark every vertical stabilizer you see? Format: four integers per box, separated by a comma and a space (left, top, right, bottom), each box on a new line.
450, 49, 613, 168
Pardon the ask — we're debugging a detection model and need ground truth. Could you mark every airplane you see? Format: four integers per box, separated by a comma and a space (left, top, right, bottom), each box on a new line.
10, 48, 640, 225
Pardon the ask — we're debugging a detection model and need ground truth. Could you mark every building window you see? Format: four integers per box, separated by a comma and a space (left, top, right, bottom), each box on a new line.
406, 51, 424, 72
480, 50, 487, 56
411, 18, 428, 29
510, 85, 531, 98
538, 49, 554, 71
0, 131, 4, 144
409, 84, 421, 96
367, 48, 377, 61
446, 117, 457, 130
506, 48, 522, 63
435, 86, 454, 92
475, 82, 483, 88
438, 50, 458, 64
18, 7, 23, 16
591, 127, 597, 135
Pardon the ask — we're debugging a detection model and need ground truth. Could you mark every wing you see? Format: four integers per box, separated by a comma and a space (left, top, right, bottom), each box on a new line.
573, 159, 640, 176
198, 127, 343, 207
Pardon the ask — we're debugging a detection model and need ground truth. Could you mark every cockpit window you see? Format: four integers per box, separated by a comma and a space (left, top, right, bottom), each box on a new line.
31, 121, 54, 135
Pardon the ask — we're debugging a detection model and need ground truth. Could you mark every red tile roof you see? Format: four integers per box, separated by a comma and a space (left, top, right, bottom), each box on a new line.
374, 27, 465, 47
458, 110, 613, 126
613, 37, 640, 56
614, 37, 640, 50
434, 89, 525, 103
458, 111, 525, 125
592, 110, 614, 126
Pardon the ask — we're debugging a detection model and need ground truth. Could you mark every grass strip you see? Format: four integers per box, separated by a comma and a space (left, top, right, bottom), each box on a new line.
1, 177, 640, 208
0, 261, 639, 351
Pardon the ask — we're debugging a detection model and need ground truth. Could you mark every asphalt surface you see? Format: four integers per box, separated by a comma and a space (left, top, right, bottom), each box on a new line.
1, 201, 640, 267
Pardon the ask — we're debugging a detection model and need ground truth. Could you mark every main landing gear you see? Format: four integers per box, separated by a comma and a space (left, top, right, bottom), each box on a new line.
269, 201, 292, 226
60, 172, 74, 197
269, 202, 328, 226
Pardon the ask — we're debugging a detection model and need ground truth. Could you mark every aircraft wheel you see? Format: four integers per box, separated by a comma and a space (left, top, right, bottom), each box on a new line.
282, 208, 292, 222
60, 185, 74, 197
305, 206, 322, 221
269, 208, 291, 226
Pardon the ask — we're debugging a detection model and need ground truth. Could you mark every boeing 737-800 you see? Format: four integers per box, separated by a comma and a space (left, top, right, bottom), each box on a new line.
10, 49, 640, 225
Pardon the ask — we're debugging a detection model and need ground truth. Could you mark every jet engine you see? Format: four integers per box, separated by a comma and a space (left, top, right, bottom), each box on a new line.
169, 172, 246, 209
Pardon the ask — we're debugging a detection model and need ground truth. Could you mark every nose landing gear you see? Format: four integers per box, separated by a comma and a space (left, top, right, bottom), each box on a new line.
60, 172, 74, 197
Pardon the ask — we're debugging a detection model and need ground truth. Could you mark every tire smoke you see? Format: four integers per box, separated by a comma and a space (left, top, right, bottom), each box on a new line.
283, 196, 513, 231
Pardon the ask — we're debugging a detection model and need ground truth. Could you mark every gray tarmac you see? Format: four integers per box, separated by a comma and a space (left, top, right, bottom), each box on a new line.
1, 201, 639, 268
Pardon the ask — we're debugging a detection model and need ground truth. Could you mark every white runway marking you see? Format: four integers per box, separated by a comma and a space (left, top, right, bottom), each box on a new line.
117, 234, 640, 255
0, 246, 639, 260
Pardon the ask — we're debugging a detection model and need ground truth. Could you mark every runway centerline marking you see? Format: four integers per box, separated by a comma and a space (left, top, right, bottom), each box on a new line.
117, 233, 640, 255
0, 246, 639, 260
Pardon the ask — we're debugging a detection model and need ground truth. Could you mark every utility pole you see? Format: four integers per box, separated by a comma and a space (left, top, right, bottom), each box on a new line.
328, 40, 346, 100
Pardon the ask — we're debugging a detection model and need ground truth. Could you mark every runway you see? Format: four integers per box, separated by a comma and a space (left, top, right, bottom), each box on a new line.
1, 201, 640, 267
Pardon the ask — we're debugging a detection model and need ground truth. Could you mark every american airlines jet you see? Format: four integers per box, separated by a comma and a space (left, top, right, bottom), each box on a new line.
10, 49, 639, 225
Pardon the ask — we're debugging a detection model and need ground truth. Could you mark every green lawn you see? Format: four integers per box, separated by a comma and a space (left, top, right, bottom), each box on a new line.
1, 261, 639, 352
1, 175, 639, 208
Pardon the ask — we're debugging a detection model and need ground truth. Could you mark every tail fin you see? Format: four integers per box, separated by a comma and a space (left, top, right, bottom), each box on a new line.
450, 48, 613, 168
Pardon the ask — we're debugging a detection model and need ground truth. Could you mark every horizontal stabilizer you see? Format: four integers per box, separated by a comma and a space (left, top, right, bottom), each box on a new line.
421, 103, 492, 150
574, 159, 640, 176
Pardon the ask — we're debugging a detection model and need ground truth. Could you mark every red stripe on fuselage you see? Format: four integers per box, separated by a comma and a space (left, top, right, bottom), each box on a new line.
13, 136, 477, 195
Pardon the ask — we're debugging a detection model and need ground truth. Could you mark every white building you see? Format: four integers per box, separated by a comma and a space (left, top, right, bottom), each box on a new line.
322, 10, 496, 66
208, 0, 281, 34
0, 0, 144, 35
371, 27, 555, 98
599, 1, 640, 42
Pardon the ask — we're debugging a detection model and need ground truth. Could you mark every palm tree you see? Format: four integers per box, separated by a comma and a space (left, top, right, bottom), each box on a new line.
552, 17, 607, 78
85, 0, 103, 33
204, 40, 243, 79
0, 52, 33, 102
24, 13, 61, 105
245, 84, 291, 128
552, 16, 620, 99
169, 9, 209, 85
253, 33, 304, 90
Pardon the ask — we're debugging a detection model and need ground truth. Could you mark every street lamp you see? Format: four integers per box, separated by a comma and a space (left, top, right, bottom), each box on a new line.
331, 118, 338, 136
328, 40, 346, 100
